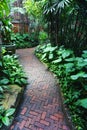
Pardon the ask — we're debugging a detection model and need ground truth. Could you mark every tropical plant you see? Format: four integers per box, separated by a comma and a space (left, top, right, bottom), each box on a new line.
0, 49, 27, 128
0, 0, 25, 44
3, 54, 27, 86
11, 32, 38, 48
38, 31, 48, 44
43, 0, 87, 54
0, 106, 15, 128
23, 0, 47, 34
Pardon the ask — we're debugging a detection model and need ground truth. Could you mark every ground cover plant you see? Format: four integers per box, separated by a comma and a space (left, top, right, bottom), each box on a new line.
35, 43, 87, 130
3, 54, 27, 86
0, 52, 27, 128
11, 32, 39, 49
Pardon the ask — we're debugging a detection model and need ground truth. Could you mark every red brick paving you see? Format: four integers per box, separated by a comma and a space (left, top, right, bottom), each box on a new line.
10, 48, 71, 130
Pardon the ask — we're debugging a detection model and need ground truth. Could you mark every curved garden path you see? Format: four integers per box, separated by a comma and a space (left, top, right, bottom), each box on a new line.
10, 48, 71, 130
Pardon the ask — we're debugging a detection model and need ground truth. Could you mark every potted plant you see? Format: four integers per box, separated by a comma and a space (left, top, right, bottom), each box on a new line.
0, 0, 16, 54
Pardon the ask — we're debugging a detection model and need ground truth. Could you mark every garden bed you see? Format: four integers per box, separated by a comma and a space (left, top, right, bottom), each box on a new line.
1, 84, 24, 130
0, 54, 27, 129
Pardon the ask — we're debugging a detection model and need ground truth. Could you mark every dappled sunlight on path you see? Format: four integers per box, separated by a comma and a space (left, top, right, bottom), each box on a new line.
10, 48, 71, 130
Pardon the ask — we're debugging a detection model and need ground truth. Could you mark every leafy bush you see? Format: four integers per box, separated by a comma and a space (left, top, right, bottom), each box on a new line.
0, 53, 27, 128
38, 31, 48, 44
35, 44, 87, 130
42, 0, 87, 55
11, 32, 39, 49
3, 55, 27, 86
35, 43, 57, 63
0, 107, 15, 128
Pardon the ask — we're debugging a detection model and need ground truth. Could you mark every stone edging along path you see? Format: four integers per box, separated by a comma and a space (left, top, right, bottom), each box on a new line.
10, 48, 73, 130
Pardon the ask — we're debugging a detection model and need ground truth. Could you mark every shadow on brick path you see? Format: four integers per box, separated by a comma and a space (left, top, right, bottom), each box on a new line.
10, 48, 72, 130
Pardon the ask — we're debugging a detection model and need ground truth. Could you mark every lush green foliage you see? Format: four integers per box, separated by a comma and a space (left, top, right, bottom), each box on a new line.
0, 0, 12, 44
0, 0, 25, 45
23, 0, 47, 37
0, 52, 27, 100
11, 33, 39, 49
43, 0, 87, 55
1, 19, 13, 44
3, 54, 27, 86
38, 31, 48, 44
0, 53, 27, 128
0, 0, 10, 19
35, 43, 87, 130
24, 0, 87, 55
0, 107, 15, 128
23, 0, 44, 19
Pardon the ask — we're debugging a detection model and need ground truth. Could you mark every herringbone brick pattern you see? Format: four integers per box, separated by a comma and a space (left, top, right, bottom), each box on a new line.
10, 48, 71, 130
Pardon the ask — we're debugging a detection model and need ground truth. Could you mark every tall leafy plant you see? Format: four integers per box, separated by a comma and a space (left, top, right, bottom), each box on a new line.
43, 0, 87, 55
0, 0, 25, 44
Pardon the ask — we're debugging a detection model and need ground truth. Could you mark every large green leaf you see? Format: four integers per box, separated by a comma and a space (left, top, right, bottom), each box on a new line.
62, 50, 72, 59
0, 61, 2, 67
0, 86, 4, 93
6, 108, 15, 117
65, 57, 75, 62
41, 53, 46, 60
20, 78, 27, 84
71, 72, 87, 80
64, 63, 74, 68
49, 53, 53, 59
64, 63, 75, 73
76, 99, 87, 109
2, 116, 10, 126
52, 58, 62, 63
82, 50, 87, 58
84, 85, 87, 91
0, 78, 9, 85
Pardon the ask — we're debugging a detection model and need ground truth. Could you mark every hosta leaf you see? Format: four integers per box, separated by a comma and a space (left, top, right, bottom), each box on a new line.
49, 53, 53, 59
43, 47, 51, 52
62, 50, 72, 59
82, 53, 87, 58
0, 78, 9, 85
0, 87, 4, 92
75, 57, 83, 62
0, 61, 2, 66
0, 123, 2, 128
64, 63, 75, 73
76, 98, 87, 109
64, 63, 74, 68
82, 74, 87, 78
20, 78, 27, 84
76, 60, 87, 68
2, 116, 10, 126
6, 108, 15, 117
41, 53, 46, 60
65, 57, 75, 62
84, 85, 87, 91
84, 59, 87, 62
83, 50, 87, 54
82, 50, 87, 58
15, 78, 21, 83
71, 72, 85, 80
52, 58, 62, 63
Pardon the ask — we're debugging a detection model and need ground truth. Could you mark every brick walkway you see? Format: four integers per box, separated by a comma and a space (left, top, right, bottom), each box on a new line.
10, 48, 71, 130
